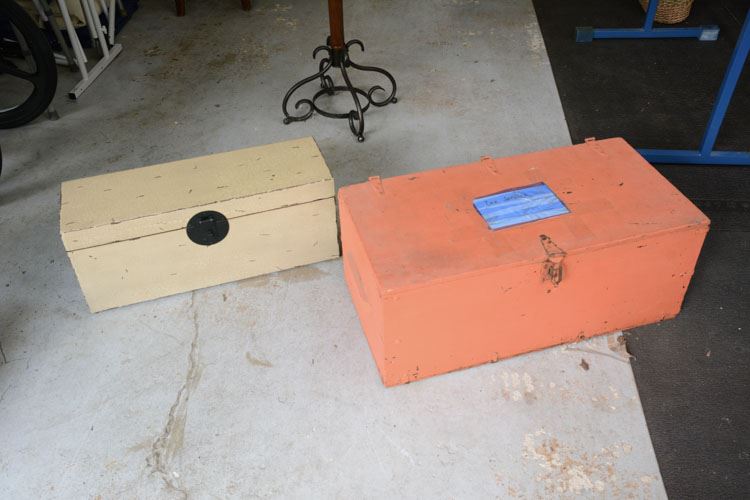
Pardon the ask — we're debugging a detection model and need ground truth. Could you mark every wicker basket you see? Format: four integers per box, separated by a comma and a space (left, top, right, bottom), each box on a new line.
638, 0, 695, 24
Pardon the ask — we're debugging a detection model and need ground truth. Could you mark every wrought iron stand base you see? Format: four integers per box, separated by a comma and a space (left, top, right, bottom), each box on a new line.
281, 39, 397, 142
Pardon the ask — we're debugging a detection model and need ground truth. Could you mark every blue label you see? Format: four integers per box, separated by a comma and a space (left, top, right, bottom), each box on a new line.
473, 183, 569, 230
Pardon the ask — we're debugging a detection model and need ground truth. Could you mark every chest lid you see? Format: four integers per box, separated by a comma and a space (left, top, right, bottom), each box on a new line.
339, 138, 709, 293
60, 137, 333, 251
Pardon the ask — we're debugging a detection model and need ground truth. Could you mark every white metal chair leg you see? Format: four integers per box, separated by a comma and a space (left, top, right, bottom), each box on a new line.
54, 0, 123, 98
56, 0, 89, 73
108, 0, 116, 45
85, 0, 109, 58
78, 0, 100, 48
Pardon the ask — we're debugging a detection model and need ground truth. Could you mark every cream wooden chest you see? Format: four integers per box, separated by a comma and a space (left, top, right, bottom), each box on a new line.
60, 137, 339, 312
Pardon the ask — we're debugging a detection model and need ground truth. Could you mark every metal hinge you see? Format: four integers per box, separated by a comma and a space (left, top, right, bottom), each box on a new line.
369, 176, 384, 194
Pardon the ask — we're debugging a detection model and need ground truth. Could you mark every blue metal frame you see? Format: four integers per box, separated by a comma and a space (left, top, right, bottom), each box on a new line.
638, 10, 750, 166
576, 0, 719, 42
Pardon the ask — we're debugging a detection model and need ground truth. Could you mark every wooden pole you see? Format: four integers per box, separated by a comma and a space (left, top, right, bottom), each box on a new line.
328, 0, 345, 50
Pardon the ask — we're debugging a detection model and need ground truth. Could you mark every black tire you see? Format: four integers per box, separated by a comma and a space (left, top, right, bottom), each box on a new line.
0, 0, 57, 129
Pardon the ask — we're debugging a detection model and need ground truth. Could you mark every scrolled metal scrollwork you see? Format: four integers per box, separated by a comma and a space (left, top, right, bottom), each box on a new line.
281, 38, 397, 142
282, 45, 334, 125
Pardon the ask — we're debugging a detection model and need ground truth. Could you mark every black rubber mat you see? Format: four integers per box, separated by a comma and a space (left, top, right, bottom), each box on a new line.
532, 1, 750, 498
626, 231, 750, 499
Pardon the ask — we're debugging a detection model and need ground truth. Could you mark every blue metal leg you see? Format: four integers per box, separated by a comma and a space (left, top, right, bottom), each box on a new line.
636, 150, 750, 165
639, 10, 750, 166
576, 0, 719, 42
644, 0, 658, 30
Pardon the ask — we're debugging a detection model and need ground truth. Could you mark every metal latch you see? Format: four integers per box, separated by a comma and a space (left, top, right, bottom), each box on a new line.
540, 234, 566, 286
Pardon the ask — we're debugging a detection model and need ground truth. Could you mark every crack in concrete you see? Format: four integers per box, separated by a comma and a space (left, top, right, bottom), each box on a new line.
0, 340, 7, 364
146, 292, 203, 499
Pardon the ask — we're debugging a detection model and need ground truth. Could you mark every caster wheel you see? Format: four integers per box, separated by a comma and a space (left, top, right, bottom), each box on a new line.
391, 97, 398, 103
357, 135, 365, 143
283, 117, 292, 125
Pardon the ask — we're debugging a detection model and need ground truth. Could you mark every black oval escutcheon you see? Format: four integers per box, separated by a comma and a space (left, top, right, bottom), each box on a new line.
186, 211, 229, 246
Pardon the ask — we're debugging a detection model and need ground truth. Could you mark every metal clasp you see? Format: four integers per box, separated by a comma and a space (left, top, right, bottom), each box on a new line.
540, 234, 566, 286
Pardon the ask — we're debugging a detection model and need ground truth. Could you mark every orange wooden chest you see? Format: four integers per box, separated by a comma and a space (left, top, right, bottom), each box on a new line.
339, 138, 709, 386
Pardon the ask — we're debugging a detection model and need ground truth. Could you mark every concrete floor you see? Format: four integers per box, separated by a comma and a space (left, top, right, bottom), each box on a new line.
1, 0, 665, 497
